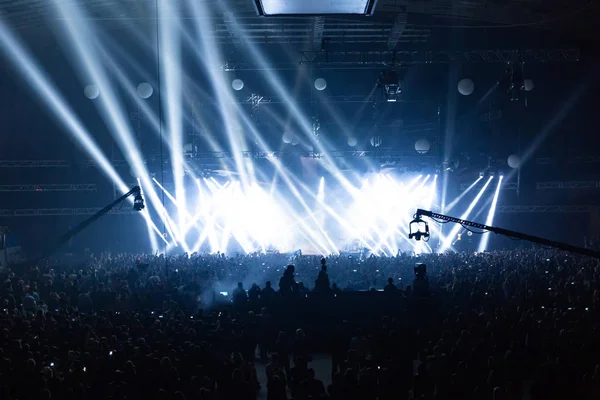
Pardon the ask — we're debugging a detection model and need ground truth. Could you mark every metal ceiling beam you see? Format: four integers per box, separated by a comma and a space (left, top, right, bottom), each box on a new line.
300, 49, 580, 65
0, 184, 97, 192
187, 150, 438, 160
0, 160, 69, 168
311, 16, 325, 51
1, 205, 595, 217
387, 12, 407, 50
536, 156, 600, 165
496, 205, 594, 213
536, 181, 600, 190
91, 150, 440, 165
8, 153, 600, 170
459, 181, 600, 191
0, 208, 137, 217
234, 94, 423, 104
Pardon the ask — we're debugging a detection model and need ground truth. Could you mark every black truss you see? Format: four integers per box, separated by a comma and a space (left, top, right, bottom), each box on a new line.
300, 49, 581, 66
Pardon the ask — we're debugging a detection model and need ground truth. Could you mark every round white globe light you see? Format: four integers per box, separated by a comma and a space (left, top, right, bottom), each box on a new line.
137, 82, 153, 99
457, 78, 475, 96
467, 231, 473, 237
282, 132, 293, 144
84, 84, 99, 100
507, 154, 521, 169
415, 138, 431, 154
231, 79, 244, 91
370, 136, 382, 148
523, 79, 534, 92
314, 78, 327, 91
347, 137, 358, 147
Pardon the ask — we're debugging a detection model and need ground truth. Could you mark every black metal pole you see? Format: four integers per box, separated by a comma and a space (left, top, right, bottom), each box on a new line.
415, 208, 600, 259
37, 186, 141, 262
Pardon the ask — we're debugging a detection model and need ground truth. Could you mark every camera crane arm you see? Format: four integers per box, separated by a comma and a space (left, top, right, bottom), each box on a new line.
36, 186, 145, 263
410, 208, 600, 259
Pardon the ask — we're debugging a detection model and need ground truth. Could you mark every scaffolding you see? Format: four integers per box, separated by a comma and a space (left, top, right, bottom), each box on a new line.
0, 160, 69, 168
496, 205, 594, 213
536, 181, 600, 190
0, 208, 136, 217
299, 49, 580, 66
0, 184, 97, 192
0, 205, 596, 217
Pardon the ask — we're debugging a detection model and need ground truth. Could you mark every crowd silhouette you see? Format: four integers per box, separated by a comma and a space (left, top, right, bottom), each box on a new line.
2, 248, 600, 399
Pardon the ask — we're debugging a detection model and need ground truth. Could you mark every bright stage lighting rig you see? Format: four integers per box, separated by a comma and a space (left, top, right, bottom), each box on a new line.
500, 62, 524, 101
409, 209, 600, 259
378, 70, 403, 102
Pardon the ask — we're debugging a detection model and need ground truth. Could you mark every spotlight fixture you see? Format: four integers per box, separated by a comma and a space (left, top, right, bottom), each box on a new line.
479, 172, 484, 178
378, 70, 403, 102
500, 62, 524, 101
409, 214, 430, 241
133, 190, 145, 211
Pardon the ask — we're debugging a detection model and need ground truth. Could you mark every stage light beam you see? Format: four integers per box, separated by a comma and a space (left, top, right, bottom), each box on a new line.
0, 18, 167, 249
446, 176, 483, 213
478, 176, 503, 252
441, 176, 493, 252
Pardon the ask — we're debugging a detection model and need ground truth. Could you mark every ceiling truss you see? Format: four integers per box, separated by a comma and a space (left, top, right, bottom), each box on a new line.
5, 154, 600, 169
0, 184, 97, 192
0, 205, 596, 217
299, 49, 581, 66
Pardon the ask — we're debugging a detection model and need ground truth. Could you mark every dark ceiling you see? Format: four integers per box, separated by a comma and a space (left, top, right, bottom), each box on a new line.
1, 0, 597, 52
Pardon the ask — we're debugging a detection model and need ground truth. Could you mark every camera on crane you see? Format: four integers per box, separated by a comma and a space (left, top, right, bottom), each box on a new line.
409, 215, 430, 241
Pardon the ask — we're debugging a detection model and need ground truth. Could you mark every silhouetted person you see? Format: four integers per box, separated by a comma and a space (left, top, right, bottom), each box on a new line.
279, 265, 296, 296
275, 331, 291, 380
266, 353, 287, 385
384, 277, 398, 293
300, 368, 326, 400
413, 264, 429, 298
259, 307, 272, 362
267, 375, 287, 400
314, 258, 331, 294
233, 282, 248, 305
332, 283, 342, 297
261, 281, 276, 304
248, 283, 261, 304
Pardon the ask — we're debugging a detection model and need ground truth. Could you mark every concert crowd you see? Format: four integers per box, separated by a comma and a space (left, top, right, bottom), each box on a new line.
2, 248, 600, 400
